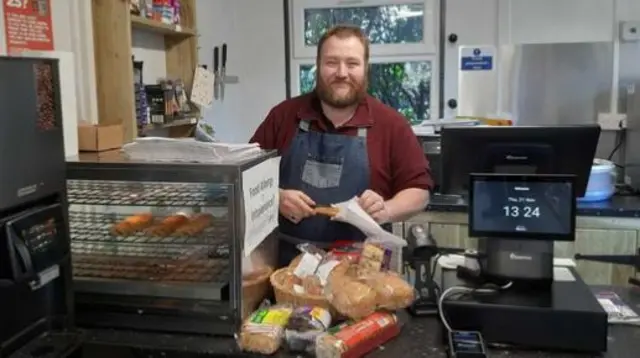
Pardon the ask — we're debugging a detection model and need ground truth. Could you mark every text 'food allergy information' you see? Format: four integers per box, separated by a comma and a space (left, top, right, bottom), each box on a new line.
3, 0, 54, 54
242, 156, 281, 256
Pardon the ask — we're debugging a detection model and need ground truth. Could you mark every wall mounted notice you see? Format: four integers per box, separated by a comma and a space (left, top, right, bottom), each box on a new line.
242, 156, 281, 256
2, 0, 54, 54
460, 47, 493, 71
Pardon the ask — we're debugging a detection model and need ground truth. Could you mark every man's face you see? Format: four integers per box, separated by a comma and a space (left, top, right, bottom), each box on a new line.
316, 35, 367, 108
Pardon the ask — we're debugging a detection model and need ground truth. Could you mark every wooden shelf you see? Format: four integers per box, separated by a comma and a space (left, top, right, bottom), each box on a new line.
130, 15, 196, 37
91, 0, 199, 142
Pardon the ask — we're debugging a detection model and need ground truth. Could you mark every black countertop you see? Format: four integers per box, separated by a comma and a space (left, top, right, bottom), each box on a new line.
427, 193, 640, 218
81, 287, 640, 358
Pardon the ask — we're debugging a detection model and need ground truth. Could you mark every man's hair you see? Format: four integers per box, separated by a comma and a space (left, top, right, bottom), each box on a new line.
316, 25, 370, 64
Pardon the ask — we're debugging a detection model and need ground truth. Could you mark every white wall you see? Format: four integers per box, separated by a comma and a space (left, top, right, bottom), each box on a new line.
443, 0, 640, 118
132, 30, 167, 83
196, 0, 287, 143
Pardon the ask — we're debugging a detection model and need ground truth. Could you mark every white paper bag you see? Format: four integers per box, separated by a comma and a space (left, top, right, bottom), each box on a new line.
330, 197, 407, 247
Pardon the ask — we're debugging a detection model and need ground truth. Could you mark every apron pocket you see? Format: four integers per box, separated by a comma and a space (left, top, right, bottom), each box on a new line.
301, 157, 343, 189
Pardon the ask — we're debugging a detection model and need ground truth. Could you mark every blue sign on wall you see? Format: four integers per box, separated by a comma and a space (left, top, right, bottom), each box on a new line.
460, 47, 493, 71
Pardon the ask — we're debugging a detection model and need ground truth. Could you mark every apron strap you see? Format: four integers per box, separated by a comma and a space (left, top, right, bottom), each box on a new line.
299, 120, 368, 138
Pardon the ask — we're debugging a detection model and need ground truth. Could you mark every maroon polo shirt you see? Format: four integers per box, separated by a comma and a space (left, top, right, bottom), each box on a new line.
250, 92, 433, 200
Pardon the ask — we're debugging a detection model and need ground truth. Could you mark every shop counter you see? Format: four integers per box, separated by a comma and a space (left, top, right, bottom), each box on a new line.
79, 286, 639, 358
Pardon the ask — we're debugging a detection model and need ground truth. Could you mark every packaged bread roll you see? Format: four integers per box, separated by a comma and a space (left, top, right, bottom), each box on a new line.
238, 305, 293, 355
325, 276, 377, 320
362, 271, 415, 310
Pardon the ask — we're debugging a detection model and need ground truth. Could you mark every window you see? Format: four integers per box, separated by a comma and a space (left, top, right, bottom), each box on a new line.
289, 0, 439, 123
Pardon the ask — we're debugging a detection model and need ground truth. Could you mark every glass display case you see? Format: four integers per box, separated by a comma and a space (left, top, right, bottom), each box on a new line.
65, 150, 279, 336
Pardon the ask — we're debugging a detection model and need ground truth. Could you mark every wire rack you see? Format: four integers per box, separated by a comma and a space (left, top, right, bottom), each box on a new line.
69, 211, 229, 246
66, 180, 228, 206
69, 212, 231, 283
71, 241, 229, 283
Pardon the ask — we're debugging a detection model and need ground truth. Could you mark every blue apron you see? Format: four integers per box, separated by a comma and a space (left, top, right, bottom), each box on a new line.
278, 118, 370, 267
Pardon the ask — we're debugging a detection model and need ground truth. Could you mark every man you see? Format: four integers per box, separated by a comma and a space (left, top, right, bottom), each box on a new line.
250, 25, 433, 266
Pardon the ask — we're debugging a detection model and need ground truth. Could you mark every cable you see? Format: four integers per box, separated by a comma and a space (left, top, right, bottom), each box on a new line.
438, 281, 513, 332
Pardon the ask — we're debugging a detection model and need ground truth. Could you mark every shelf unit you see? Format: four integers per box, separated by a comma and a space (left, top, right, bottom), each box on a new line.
92, 0, 199, 142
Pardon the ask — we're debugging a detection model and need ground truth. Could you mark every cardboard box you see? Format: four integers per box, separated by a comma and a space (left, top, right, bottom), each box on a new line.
78, 122, 124, 152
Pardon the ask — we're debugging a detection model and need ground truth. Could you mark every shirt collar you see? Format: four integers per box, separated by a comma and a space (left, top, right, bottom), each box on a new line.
296, 91, 374, 128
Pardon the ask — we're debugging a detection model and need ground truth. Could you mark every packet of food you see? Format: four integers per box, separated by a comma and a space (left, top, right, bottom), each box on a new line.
356, 242, 392, 277
284, 306, 332, 353
361, 271, 415, 310
314, 253, 351, 287
289, 243, 326, 278
324, 275, 377, 320
238, 305, 293, 355
315, 312, 400, 358
328, 241, 363, 264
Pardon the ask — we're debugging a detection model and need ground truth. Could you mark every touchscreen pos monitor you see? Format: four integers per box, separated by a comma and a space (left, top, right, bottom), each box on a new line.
468, 173, 577, 282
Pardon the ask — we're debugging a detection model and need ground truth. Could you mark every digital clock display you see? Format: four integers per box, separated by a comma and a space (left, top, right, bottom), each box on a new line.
470, 178, 573, 236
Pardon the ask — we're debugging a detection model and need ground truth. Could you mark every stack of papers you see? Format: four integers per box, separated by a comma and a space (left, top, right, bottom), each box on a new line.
122, 137, 264, 163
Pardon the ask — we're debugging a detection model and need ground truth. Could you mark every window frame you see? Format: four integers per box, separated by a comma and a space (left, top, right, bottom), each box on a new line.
290, 0, 438, 58
290, 54, 439, 121
288, 0, 441, 122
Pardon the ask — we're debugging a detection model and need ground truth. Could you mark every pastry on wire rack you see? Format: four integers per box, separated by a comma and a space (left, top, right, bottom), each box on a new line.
174, 213, 214, 236
144, 214, 190, 237
110, 213, 154, 236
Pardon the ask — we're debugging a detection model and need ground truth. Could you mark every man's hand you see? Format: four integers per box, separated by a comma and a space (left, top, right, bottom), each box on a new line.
280, 189, 315, 224
358, 189, 391, 224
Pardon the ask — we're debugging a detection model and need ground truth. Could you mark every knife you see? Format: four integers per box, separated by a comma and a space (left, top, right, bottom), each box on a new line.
220, 43, 227, 101
213, 46, 220, 100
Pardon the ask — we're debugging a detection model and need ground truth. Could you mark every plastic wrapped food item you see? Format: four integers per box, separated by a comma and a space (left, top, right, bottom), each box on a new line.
328, 242, 363, 264
289, 243, 327, 278
301, 275, 323, 295
315, 256, 351, 286
238, 305, 293, 355
280, 270, 302, 292
362, 271, 415, 310
356, 242, 392, 277
284, 306, 332, 353
315, 312, 400, 358
325, 276, 377, 320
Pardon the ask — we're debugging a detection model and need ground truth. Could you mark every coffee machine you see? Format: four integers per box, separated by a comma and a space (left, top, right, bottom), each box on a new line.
0, 57, 81, 357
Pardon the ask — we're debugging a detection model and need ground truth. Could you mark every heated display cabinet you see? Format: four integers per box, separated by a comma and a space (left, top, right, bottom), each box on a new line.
65, 150, 278, 336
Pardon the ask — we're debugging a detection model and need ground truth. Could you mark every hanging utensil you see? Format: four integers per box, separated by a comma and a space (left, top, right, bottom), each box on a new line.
220, 43, 228, 101
213, 46, 220, 100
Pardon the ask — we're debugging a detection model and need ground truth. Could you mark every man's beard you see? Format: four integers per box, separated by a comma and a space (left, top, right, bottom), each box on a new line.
315, 76, 367, 109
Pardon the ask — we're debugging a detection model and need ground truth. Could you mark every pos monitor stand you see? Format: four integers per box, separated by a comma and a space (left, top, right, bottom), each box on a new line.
468, 173, 577, 283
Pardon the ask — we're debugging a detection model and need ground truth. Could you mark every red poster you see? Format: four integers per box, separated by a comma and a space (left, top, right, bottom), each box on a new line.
2, 0, 54, 54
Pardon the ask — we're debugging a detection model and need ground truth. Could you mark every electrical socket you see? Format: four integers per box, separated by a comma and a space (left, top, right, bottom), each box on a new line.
597, 113, 626, 130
